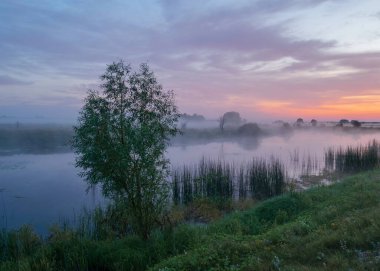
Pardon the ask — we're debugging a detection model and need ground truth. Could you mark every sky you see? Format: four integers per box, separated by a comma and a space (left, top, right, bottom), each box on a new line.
1, 0, 380, 123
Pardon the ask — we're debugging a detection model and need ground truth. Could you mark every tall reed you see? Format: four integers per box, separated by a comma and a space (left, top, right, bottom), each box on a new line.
247, 158, 285, 200
171, 157, 285, 204
324, 140, 380, 173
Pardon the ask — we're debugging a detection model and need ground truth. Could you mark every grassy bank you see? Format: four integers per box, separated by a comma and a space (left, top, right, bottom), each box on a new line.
1, 169, 380, 270
153, 169, 380, 270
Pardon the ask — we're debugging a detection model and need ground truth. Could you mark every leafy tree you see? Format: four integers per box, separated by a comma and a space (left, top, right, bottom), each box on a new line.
72, 60, 179, 239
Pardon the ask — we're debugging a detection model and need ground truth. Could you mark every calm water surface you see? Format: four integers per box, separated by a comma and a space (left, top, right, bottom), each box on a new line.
0, 130, 379, 233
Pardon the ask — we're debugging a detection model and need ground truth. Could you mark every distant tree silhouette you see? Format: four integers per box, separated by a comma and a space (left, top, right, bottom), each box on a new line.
339, 119, 349, 125
237, 123, 261, 136
351, 120, 361, 127
273, 120, 284, 125
311, 119, 318, 127
283, 122, 291, 129
223, 111, 242, 124
180, 113, 205, 122
295, 118, 304, 127
219, 111, 242, 132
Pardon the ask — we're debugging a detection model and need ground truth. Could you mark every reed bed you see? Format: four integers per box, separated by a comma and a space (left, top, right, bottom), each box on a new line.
288, 151, 321, 178
324, 140, 380, 173
300, 153, 319, 176
171, 157, 285, 204
247, 158, 285, 200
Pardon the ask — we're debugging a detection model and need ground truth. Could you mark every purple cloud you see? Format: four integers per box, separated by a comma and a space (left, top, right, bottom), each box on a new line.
0, 0, 380, 121
0, 75, 33, 85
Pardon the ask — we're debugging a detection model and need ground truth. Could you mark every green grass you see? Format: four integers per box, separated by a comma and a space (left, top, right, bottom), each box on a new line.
1, 170, 380, 270
152, 169, 380, 270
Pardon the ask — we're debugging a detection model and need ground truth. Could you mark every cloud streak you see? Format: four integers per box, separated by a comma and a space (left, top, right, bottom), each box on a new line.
0, 0, 380, 121
0, 75, 33, 85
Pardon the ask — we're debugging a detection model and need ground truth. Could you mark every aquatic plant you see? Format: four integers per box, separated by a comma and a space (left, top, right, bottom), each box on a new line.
324, 140, 380, 173
247, 158, 285, 200
171, 157, 285, 204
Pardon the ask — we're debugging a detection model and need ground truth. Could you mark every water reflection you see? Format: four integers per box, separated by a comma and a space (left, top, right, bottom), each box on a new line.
237, 137, 260, 151
0, 129, 379, 233
0, 153, 103, 234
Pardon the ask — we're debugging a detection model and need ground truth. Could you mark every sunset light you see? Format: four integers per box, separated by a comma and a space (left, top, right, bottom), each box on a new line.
1, 2, 380, 269
0, 1, 379, 122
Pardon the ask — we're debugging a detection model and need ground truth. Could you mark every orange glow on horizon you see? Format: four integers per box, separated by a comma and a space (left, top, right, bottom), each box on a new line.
257, 94, 380, 120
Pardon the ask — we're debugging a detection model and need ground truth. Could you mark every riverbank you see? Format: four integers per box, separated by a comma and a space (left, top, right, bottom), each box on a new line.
1, 169, 379, 270
152, 169, 380, 270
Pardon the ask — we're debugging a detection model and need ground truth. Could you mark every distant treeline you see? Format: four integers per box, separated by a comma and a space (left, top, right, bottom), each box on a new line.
1, 120, 379, 155
179, 113, 205, 122
0, 124, 74, 155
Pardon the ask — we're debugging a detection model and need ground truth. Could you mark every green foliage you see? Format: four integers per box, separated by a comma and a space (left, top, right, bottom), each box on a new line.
253, 193, 310, 224
0, 225, 40, 261
1, 170, 380, 270
72, 60, 179, 239
152, 169, 380, 270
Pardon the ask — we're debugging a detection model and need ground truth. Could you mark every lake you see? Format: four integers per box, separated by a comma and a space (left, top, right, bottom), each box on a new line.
0, 128, 379, 234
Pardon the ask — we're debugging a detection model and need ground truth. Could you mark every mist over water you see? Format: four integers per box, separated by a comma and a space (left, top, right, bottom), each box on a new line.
0, 126, 379, 234
169, 129, 380, 175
